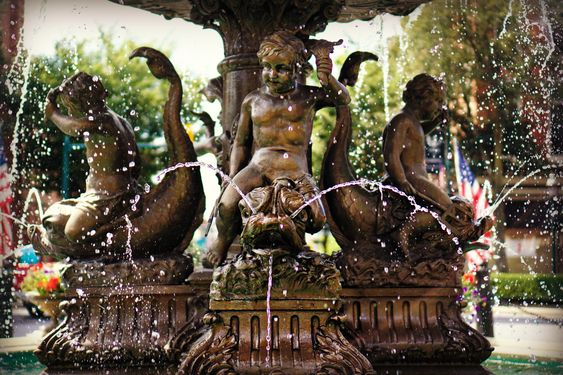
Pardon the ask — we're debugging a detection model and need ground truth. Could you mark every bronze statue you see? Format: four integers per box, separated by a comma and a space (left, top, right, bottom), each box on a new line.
382, 73, 451, 211
321, 71, 493, 263
29, 47, 204, 260
40, 72, 141, 245
205, 30, 350, 266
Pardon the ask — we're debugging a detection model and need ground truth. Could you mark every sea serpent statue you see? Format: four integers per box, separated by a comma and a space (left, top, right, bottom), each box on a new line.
28, 47, 204, 262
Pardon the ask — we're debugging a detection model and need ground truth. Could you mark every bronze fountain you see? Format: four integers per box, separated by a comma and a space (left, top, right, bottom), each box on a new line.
28, 1, 495, 374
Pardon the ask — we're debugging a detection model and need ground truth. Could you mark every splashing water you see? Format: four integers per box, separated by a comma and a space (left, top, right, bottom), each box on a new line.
381, 42, 390, 123
157, 161, 256, 214
537, 0, 555, 74
484, 168, 542, 218
8, 36, 32, 185
264, 254, 274, 367
290, 178, 451, 235
0, 212, 29, 229
495, 159, 530, 203
23, 187, 45, 222
124, 214, 134, 262
499, 0, 514, 39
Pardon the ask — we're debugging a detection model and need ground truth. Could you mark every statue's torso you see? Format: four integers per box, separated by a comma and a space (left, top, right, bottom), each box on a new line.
247, 86, 316, 180
84, 111, 139, 194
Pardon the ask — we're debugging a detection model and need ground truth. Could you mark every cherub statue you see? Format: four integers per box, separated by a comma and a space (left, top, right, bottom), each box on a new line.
28, 48, 205, 260
39, 72, 140, 246
382, 73, 452, 212
205, 31, 350, 266
382, 73, 493, 258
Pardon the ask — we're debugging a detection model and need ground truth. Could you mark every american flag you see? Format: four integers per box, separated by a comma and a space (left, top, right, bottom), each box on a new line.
0, 136, 13, 257
453, 139, 493, 271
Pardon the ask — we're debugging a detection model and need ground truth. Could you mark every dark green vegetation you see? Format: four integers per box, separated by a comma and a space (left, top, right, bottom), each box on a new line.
492, 273, 563, 305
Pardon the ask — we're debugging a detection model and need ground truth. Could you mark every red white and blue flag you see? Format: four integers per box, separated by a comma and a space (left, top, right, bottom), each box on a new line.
0, 136, 13, 258
453, 139, 493, 270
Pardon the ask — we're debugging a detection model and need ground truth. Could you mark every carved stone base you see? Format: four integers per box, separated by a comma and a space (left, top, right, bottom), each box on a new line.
178, 299, 374, 375
36, 269, 211, 370
340, 287, 493, 364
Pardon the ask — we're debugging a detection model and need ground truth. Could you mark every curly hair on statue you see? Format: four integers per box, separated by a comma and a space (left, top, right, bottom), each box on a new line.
402, 73, 444, 104
59, 72, 108, 113
257, 30, 313, 77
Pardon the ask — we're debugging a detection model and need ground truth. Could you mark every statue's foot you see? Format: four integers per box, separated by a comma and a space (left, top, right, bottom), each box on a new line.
202, 248, 227, 268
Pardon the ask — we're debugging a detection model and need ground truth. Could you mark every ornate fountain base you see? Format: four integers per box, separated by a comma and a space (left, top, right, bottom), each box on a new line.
178, 299, 373, 375
176, 249, 374, 375
340, 287, 493, 367
35, 258, 211, 372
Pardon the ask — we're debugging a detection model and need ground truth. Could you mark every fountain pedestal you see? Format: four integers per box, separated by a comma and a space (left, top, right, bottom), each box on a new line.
35, 257, 211, 372
335, 251, 493, 371
176, 249, 374, 375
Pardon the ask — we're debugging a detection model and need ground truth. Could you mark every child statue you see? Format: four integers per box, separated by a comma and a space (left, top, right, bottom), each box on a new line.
383, 73, 492, 255
36, 72, 140, 247
206, 31, 350, 266
383, 73, 453, 212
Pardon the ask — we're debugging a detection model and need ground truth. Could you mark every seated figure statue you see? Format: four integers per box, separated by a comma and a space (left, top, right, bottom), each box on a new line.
205, 31, 350, 266
33, 72, 140, 250
382, 73, 492, 259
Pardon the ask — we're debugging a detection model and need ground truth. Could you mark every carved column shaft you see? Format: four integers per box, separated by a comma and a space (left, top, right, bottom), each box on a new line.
217, 54, 261, 172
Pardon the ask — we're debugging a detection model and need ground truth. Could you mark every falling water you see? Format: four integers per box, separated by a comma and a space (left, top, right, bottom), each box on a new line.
124, 214, 134, 262
485, 168, 542, 218
0, 212, 28, 229
8, 36, 32, 185
537, 0, 555, 74
157, 161, 256, 214
264, 254, 274, 367
499, 0, 514, 39
290, 178, 450, 235
380, 33, 391, 123
23, 187, 45, 222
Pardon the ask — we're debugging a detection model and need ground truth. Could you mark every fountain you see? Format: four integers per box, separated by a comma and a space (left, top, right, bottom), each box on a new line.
5, 1, 542, 374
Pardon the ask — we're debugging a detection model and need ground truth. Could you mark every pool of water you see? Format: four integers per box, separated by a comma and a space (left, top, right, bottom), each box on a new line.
1, 352, 562, 374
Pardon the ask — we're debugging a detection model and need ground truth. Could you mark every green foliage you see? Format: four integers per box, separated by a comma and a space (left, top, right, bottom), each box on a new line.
311, 0, 557, 183
492, 273, 563, 304
15, 30, 205, 196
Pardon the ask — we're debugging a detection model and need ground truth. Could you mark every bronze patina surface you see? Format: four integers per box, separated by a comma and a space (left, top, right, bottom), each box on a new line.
320, 70, 494, 365
205, 31, 348, 266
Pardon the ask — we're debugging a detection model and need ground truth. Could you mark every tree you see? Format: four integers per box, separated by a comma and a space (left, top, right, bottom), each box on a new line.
397, 0, 558, 176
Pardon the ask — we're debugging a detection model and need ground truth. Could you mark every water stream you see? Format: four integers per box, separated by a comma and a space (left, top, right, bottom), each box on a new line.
157, 161, 256, 214
264, 254, 273, 367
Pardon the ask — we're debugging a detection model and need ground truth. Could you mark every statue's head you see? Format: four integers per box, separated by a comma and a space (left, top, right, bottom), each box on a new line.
402, 73, 445, 120
59, 72, 108, 114
258, 31, 308, 94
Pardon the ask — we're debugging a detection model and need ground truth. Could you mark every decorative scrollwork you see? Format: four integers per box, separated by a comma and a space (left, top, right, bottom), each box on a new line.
316, 317, 375, 375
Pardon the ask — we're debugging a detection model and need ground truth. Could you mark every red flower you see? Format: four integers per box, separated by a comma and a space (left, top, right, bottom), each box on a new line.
463, 273, 475, 285
46, 276, 60, 293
